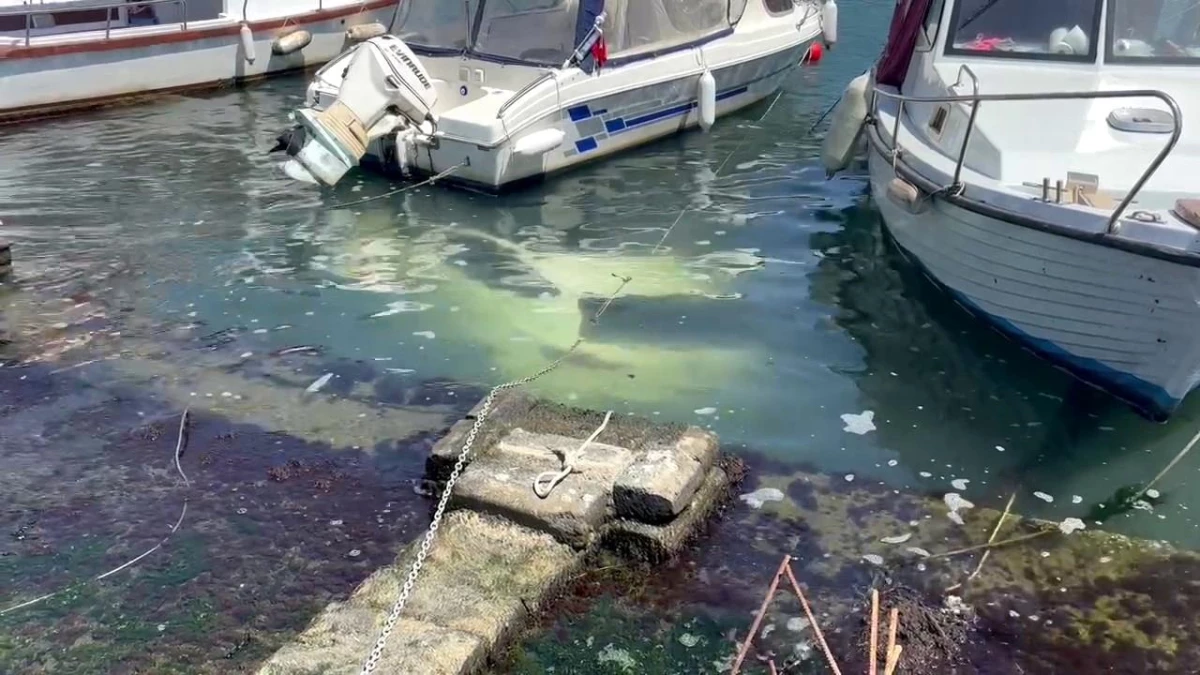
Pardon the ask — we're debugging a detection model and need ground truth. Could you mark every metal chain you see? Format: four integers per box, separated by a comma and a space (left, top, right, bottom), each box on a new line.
359, 274, 631, 675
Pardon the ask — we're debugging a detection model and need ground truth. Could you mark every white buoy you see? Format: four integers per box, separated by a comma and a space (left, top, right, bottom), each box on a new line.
346, 22, 387, 42
821, 0, 838, 48
512, 128, 566, 157
239, 23, 256, 64
819, 71, 871, 175
272, 29, 312, 56
697, 69, 716, 132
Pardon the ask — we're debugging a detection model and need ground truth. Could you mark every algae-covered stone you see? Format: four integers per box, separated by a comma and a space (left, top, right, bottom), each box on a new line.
613, 427, 717, 524
260, 615, 485, 675
258, 511, 579, 675
604, 464, 731, 562
428, 390, 536, 479
451, 430, 634, 548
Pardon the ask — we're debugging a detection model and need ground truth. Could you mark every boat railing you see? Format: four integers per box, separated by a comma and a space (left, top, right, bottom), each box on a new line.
0, 0, 190, 46
496, 71, 557, 120
870, 67, 1182, 235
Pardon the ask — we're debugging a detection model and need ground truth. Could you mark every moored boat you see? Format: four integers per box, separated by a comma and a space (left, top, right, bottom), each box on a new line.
0, 0, 400, 123
822, 0, 1200, 421
272, 0, 837, 192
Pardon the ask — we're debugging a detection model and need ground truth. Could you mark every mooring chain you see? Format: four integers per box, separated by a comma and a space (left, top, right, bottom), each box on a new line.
359, 274, 630, 675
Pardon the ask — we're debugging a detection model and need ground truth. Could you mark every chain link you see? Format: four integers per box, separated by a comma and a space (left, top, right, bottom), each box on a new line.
359, 275, 630, 675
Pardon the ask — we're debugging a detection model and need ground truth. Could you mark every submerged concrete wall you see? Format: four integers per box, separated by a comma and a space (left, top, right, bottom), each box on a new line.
259, 392, 734, 675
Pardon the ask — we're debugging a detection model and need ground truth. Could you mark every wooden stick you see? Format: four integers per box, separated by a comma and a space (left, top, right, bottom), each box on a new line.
768, 659, 779, 675
869, 589, 880, 675
885, 607, 899, 665
731, 555, 790, 674
884, 645, 903, 675
783, 563, 844, 675
967, 491, 1018, 582
928, 529, 1051, 560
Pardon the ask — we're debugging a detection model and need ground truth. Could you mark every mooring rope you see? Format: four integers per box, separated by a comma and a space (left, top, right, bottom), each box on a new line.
357, 274, 630, 675
0, 409, 192, 617
330, 160, 469, 209
533, 410, 613, 499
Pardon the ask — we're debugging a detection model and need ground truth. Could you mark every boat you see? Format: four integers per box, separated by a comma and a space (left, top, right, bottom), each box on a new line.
821, 0, 1200, 421
271, 0, 837, 192
0, 0, 401, 124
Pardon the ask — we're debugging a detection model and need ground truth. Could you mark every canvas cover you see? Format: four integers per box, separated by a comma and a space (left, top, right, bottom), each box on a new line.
876, 0, 934, 87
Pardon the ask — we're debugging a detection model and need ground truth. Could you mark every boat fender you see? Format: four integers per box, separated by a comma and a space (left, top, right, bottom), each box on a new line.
697, 69, 716, 132
804, 41, 824, 65
821, 0, 838, 48
239, 23, 256, 64
513, 128, 567, 157
347, 22, 388, 42
886, 178, 926, 213
819, 71, 871, 175
272, 29, 313, 56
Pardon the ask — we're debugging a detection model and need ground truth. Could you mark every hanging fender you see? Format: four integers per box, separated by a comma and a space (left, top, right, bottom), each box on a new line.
239, 23, 256, 64
697, 69, 716, 132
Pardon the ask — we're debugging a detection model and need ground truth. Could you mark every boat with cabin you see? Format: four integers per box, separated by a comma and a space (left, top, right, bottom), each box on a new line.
821, 0, 1200, 421
271, 0, 837, 192
0, 0, 400, 124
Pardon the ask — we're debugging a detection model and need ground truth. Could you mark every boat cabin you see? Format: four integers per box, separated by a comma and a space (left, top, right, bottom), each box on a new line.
873, 0, 1199, 244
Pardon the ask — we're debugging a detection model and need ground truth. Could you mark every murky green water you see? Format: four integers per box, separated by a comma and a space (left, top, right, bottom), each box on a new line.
4, 0, 1200, 671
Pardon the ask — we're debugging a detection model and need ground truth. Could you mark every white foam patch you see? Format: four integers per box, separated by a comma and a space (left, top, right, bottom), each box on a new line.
841, 410, 876, 435
1058, 517, 1086, 535
694, 407, 718, 416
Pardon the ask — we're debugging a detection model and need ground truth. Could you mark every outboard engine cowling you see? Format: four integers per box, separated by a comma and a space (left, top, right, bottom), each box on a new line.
278, 36, 439, 186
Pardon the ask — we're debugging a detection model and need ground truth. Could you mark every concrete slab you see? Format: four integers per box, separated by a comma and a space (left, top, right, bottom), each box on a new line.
613, 428, 718, 524
258, 511, 578, 675
604, 463, 733, 562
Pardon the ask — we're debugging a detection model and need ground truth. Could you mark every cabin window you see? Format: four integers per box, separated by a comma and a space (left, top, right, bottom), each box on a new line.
1106, 0, 1200, 63
0, 8, 120, 33
944, 0, 1102, 61
763, 0, 794, 14
917, 0, 947, 51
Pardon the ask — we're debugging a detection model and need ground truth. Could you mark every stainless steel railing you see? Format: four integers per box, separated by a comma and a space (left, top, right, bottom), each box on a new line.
0, 0, 190, 45
869, 68, 1182, 235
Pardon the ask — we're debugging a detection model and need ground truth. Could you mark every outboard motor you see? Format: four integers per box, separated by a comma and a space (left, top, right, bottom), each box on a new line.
273, 36, 439, 186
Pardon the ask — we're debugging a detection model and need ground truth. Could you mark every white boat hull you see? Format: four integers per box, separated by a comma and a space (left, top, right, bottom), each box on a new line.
0, 1, 397, 123
868, 147, 1200, 420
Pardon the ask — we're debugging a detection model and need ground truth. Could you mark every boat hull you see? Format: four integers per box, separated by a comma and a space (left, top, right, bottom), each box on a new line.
365, 38, 814, 192
868, 147, 1200, 421
0, 1, 397, 124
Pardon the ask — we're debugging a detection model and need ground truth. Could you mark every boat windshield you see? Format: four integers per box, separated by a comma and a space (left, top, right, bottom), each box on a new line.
1107, 0, 1200, 63
944, 0, 1103, 61
392, 0, 738, 66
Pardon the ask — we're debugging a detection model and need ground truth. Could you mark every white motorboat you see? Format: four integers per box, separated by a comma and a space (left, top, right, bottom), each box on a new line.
273, 0, 836, 192
0, 0, 399, 123
822, 0, 1200, 421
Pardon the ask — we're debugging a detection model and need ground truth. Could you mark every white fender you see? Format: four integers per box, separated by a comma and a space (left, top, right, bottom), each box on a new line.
346, 22, 388, 42
513, 128, 566, 157
819, 71, 871, 175
240, 23, 256, 64
697, 69, 716, 132
272, 29, 313, 56
821, 0, 838, 48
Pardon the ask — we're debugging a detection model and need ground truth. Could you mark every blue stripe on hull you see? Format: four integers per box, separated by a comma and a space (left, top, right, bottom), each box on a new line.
881, 226, 1184, 422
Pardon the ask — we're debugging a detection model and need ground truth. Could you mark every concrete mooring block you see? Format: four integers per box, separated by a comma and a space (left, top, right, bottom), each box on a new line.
261, 396, 734, 675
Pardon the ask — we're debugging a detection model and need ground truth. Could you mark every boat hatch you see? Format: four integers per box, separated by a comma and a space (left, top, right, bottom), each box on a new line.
1107, 107, 1175, 135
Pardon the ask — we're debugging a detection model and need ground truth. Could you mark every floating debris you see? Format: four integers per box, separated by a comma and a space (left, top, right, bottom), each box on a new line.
905, 546, 931, 557
950, 478, 969, 491
862, 554, 884, 566
412, 330, 436, 339
840, 410, 876, 435
787, 617, 810, 633
1058, 518, 1086, 535
1033, 491, 1054, 503
679, 633, 701, 648
844, 474, 855, 482
880, 532, 913, 545
305, 373, 334, 394
694, 407, 718, 416
597, 643, 637, 672
739, 488, 785, 509
1072, 495, 1083, 504
944, 493, 975, 525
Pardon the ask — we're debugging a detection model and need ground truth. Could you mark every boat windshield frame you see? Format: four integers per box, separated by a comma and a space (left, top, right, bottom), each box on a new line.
941, 0, 1105, 63
1105, 0, 1200, 65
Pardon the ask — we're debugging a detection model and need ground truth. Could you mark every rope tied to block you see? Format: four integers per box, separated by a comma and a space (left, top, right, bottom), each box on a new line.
533, 410, 613, 499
